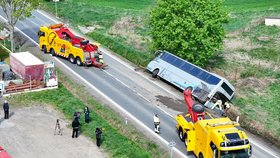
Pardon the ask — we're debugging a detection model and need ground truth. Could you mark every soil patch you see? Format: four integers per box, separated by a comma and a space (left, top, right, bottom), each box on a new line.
156, 95, 186, 112
236, 77, 273, 89
108, 16, 148, 50
78, 25, 103, 34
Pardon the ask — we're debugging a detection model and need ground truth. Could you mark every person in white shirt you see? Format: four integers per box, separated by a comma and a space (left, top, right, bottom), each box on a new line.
154, 114, 160, 134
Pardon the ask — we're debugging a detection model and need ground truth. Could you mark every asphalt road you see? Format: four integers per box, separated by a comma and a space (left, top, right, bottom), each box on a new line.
0, 9, 279, 158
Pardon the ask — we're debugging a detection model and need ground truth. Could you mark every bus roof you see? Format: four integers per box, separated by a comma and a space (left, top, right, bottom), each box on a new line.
160, 50, 227, 85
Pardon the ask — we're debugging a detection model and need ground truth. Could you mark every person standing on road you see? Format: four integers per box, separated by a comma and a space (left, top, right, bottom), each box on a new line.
95, 128, 102, 147
3, 100, 9, 119
84, 106, 90, 123
72, 117, 80, 138
154, 114, 160, 134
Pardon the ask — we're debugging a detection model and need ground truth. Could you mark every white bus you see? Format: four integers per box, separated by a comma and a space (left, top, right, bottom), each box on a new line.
146, 50, 235, 113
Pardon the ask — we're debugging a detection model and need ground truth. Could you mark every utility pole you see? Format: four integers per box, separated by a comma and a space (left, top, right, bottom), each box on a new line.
53, 0, 59, 18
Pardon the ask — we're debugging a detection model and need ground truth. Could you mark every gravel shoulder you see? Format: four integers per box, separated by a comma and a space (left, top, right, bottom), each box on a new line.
0, 105, 108, 158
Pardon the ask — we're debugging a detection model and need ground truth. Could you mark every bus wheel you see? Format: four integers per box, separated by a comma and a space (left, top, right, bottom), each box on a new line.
42, 45, 48, 54
178, 128, 184, 142
199, 153, 204, 158
76, 57, 83, 66
69, 55, 76, 64
152, 69, 159, 78
50, 48, 56, 56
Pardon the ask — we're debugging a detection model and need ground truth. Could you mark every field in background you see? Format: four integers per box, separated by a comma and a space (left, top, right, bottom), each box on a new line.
41, 0, 280, 145
216, 0, 280, 144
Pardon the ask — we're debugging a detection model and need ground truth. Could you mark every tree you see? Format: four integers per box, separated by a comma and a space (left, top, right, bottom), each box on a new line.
149, 0, 228, 67
0, 0, 40, 52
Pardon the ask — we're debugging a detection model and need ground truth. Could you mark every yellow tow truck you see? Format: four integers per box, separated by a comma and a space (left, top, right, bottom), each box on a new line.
176, 88, 252, 158
38, 23, 106, 68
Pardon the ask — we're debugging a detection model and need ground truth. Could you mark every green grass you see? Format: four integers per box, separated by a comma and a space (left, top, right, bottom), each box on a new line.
223, 0, 280, 31
89, 31, 153, 66
239, 64, 279, 78
0, 44, 10, 63
239, 24, 280, 62
224, 0, 280, 12
43, 0, 153, 29
233, 80, 280, 137
8, 83, 167, 158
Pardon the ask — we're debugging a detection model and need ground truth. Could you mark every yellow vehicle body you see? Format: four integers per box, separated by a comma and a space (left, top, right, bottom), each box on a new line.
38, 25, 100, 66
176, 114, 252, 158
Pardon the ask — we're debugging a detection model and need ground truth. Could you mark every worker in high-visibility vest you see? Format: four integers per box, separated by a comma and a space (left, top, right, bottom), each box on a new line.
154, 114, 160, 134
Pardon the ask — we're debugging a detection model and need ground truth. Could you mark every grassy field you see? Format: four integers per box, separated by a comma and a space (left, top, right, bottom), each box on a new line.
223, 0, 280, 31
218, 0, 280, 145
41, 0, 280, 145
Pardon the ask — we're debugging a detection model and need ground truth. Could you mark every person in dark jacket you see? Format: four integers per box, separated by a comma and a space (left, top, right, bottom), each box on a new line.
84, 106, 90, 123
73, 111, 81, 120
3, 100, 9, 119
72, 117, 80, 138
95, 128, 102, 147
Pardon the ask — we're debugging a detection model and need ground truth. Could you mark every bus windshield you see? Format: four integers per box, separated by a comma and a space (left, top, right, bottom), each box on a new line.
220, 149, 249, 158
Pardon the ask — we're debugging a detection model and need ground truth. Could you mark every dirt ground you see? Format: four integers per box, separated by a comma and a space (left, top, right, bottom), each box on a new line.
0, 105, 108, 158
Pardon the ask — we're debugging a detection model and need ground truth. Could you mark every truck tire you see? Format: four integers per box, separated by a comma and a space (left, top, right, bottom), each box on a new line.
50, 48, 56, 56
199, 153, 204, 158
76, 57, 83, 66
69, 55, 76, 64
152, 69, 159, 78
42, 45, 48, 54
178, 128, 184, 142
184, 134, 188, 147
192, 103, 205, 113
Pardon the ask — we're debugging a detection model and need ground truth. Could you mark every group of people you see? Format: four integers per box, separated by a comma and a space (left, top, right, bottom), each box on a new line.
2, 100, 160, 148
71, 106, 103, 147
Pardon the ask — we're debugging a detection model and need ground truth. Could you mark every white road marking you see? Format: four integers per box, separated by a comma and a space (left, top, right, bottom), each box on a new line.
26, 18, 41, 27
136, 92, 151, 103
0, 13, 188, 158
103, 70, 129, 89
157, 106, 174, 118
103, 70, 151, 103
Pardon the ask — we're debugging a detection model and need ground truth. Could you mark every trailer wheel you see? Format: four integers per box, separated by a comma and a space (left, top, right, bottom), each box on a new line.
152, 69, 159, 78
199, 153, 204, 158
69, 55, 76, 64
76, 57, 83, 66
178, 128, 184, 142
50, 48, 56, 56
42, 45, 48, 54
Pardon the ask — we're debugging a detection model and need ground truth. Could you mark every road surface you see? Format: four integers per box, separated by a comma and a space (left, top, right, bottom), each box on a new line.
0, 9, 279, 158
